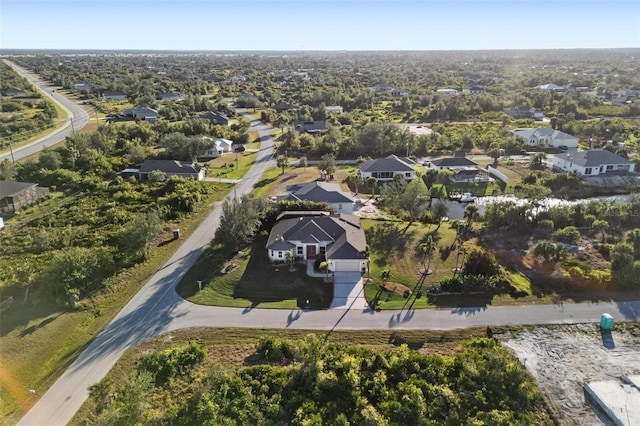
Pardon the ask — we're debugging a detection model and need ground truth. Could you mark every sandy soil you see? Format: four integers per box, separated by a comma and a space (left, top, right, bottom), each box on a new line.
502, 324, 640, 425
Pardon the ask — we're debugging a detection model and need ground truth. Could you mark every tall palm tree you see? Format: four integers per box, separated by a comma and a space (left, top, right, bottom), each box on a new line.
419, 235, 437, 275
626, 228, 640, 258
452, 247, 467, 276
464, 204, 479, 228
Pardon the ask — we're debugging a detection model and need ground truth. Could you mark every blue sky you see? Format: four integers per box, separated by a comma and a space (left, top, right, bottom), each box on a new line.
1, 0, 639, 50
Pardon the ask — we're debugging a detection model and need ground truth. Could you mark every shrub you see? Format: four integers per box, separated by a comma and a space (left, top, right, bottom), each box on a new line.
138, 342, 206, 385
553, 226, 580, 244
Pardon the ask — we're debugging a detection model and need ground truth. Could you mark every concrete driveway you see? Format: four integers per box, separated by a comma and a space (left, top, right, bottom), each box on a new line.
330, 272, 368, 309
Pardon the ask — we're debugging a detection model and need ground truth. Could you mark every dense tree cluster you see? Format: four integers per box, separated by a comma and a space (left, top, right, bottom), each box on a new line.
81, 336, 553, 425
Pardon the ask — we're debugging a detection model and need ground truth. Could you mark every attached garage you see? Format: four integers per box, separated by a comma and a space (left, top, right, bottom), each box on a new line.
330, 259, 367, 273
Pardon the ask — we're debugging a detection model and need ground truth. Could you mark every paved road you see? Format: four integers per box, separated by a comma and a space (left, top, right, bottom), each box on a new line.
16, 113, 640, 425
0, 60, 90, 163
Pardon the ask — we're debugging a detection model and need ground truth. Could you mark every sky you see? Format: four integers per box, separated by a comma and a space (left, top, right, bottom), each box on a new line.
1, 0, 639, 51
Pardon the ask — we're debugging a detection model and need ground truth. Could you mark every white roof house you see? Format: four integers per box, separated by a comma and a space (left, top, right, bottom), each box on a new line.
552, 150, 635, 176
282, 181, 354, 214
359, 155, 416, 182
511, 128, 578, 149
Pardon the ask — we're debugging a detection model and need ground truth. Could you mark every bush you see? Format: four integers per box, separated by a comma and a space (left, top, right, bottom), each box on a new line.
462, 248, 501, 277
553, 226, 580, 244
138, 342, 206, 385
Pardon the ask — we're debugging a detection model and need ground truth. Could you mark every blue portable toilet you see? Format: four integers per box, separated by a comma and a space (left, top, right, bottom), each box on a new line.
600, 313, 614, 330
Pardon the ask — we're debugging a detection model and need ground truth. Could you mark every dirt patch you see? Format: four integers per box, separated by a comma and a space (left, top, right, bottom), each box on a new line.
380, 281, 412, 296
503, 324, 640, 426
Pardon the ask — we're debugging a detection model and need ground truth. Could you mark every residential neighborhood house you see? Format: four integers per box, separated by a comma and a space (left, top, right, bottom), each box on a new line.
324, 105, 344, 113
124, 160, 205, 181
292, 120, 327, 134
201, 111, 229, 125
199, 138, 234, 159
273, 102, 298, 113
101, 91, 127, 101
552, 150, 635, 176
359, 155, 416, 182
123, 106, 158, 122
266, 211, 368, 273
0, 181, 50, 214
504, 106, 544, 121
281, 181, 354, 214
423, 157, 490, 182
156, 92, 185, 101
511, 128, 579, 149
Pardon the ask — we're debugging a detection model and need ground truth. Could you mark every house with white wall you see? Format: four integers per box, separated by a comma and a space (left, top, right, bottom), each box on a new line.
511, 128, 578, 149
359, 155, 416, 182
552, 150, 635, 176
282, 181, 353, 214
266, 212, 368, 273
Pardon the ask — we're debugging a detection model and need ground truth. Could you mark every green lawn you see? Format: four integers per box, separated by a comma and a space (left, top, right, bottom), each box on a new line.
202, 151, 258, 179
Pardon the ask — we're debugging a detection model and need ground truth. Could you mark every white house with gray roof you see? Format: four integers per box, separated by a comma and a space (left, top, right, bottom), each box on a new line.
266, 212, 368, 273
359, 155, 416, 182
511, 128, 578, 149
552, 150, 635, 176
282, 181, 354, 214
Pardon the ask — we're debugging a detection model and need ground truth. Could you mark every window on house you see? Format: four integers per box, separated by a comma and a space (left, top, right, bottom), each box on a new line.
338, 204, 342, 210
319, 246, 326, 255
297, 246, 303, 255
270, 250, 274, 257
405, 172, 411, 177
607, 165, 613, 170
585, 168, 592, 175
278, 251, 283, 258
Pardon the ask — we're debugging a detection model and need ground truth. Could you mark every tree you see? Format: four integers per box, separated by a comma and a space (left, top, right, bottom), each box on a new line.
349, 171, 364, 195
487, 147, 501, 166
284, 251, 295, 271
0, 159, 17, 181
627, 228, 640, 259
277, 155, 289, 175
214, 195, 266, 252
534, 240, 558, 261
398, 179, 429, 225
38, 150, 63, 170
463, 204, 479, 228
432, 200, 449, 231
319, 153, 336, 178
366, 177, 378, 197
419, 236, 437, 274
592, 219, 610, 243
119, 211, 162, 264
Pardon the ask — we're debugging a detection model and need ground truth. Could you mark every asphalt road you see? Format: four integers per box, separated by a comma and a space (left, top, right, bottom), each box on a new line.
0, 60, 90, 163
15, 113, 640, 425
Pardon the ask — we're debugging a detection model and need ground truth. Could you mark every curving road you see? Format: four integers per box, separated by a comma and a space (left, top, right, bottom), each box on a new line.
0, 60, 90, 163
16, 114, 640, 425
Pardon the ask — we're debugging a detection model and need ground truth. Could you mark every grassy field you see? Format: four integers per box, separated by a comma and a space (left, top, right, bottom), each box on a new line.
201, 150, 258, 179
0, 185, 233, 423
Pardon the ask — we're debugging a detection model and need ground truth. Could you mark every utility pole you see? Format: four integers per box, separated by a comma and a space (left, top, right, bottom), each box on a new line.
8, 138, 15, 164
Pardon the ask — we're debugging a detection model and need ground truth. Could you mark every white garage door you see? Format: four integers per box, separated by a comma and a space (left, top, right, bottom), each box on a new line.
332, 260, 362, 272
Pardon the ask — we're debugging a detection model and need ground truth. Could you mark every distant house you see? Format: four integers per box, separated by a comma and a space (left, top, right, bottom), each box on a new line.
134, 160, 205, 181
0, 181, 49, 214
462, 85, 486, 95
282, 181, 354, 214
324, 105, 344, 114
273, 102, 298, 113
292, 120, 327, 134
511, 128, 578, 149
101, 91, 127, 101
200, 138, 234, 159
359, 155, 416, 182
1, 88, 26, 97
390, 89, 409, 97
227, 74, 247, 84
423, 157, 479, 171
266, 212, 368, 273
504, 106, 544, 121
536, 83, 565, 92
437, 88, 459, 95
201, 111, 229, 126
74, 82, 93, 92
369, 84, 393, 93
122, 106, 158, 122
552, 150, 635, 176
156, 92, 185, 101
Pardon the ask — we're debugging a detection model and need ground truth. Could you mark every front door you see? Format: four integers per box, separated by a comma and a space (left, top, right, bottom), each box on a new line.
306, 245, 317, 259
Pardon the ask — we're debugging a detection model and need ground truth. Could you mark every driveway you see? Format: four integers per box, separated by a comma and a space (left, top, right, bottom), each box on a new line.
331, 272, 368, 310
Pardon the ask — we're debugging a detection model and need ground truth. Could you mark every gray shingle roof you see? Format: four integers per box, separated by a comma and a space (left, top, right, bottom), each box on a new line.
0, 181, 38, 198
554, 150, 633, 167
511, 128, 578, 141
360, 155, 415, 173
266, 213, 367, 260
285, 182, 353, 204
139, 160, 202, 174
429, 157, 478, 167
292, 120, 327, 133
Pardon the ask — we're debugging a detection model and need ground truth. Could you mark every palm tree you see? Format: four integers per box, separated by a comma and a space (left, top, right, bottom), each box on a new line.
284, 251, 295, 271
419, 236, 437, 275
452, 247, 467, 276
592, 219, 609, 243
366, 177, 378, 198
350, 171, 364, 195
277, 155, 289, 175
463, 204, 479, 228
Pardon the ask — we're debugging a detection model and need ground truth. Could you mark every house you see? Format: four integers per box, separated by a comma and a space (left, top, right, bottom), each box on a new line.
0, 181, 49, 214
282, 181, 354, 214
437, 88, 459, 95
292, 120, 327, 134
536, 83, 565, 92
504, 106, 544, 121
369, 84, 393, 93
101, 91, 127, 101
324, 105, 344, 114
511, 128, 579, 149
74, 82, 93, 92
201, 111, 229, 126
390, 89, 409, 97
1, 88, 26, 97
135, 160, 205, 181
122, 107, 158, 122
359, 155, 416, 182
423, 157, 479, 171
552, 150, 635, 176
266, 212, 368, 273
462, 85, 486, 95
156, 92, 185, 101
199, 138, 234, 159
273, 102, 298, 113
